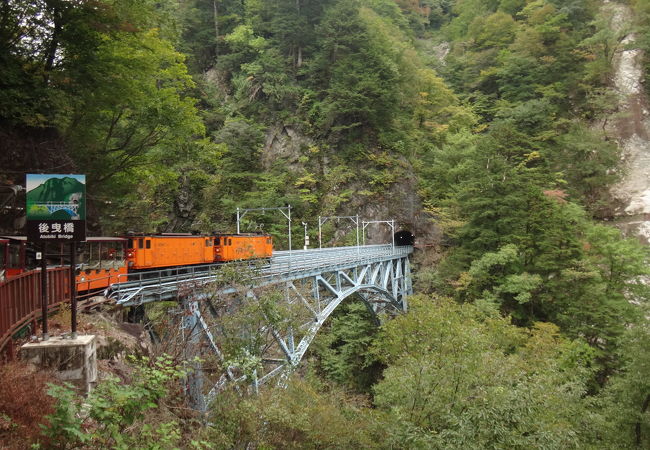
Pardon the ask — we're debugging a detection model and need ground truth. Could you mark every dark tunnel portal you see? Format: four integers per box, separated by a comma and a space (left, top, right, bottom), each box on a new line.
394, 230, 414, 246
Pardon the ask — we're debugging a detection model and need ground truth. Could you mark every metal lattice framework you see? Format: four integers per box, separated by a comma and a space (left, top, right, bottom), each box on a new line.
109, 245, 413, 407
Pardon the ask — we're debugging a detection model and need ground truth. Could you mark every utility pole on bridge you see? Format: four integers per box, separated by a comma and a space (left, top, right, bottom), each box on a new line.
362, 219, 395, 248
317, 215, 360, 253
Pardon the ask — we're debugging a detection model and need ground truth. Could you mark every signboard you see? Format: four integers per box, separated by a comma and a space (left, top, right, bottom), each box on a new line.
26, 174, 86, 242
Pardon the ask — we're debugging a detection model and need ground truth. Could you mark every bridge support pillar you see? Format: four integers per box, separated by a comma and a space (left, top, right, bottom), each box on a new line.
20, 335, 97, 393
182, 300, 207, 413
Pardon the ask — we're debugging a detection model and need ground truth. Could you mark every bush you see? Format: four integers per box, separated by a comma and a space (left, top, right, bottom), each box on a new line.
39, 355, 188, 449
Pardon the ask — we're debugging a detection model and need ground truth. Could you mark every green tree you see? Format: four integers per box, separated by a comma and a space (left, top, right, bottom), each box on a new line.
372, 295, 599, 449
40, 356, 186, 448
307, 1, 402, 137
599, 320, 650, 448
308, 300, 383, 393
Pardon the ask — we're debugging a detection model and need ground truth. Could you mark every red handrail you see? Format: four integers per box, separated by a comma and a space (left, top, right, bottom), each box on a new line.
0, 268, 70, 357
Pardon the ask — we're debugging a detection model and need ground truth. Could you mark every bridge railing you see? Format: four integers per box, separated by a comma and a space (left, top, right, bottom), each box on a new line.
109, 244, 413, 305
269, 245, 411, 277
0, 267, 70, 358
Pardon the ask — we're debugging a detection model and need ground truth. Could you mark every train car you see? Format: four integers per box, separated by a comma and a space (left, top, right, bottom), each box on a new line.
0, 236, 127, 294
2, 232, 272, 290
125, 234, 214, 270
0, 237, 26, 280
76, 237, 128, 293
213, 233, 272, 262
0, 236, 33, 279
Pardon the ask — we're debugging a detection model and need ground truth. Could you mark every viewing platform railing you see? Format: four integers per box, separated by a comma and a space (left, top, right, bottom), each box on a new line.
0, 267, 70, 360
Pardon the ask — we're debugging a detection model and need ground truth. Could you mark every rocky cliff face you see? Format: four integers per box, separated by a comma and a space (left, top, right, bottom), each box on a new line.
260, 124, 438, 246
605, 1, 650, 242
603, 0, 650, 243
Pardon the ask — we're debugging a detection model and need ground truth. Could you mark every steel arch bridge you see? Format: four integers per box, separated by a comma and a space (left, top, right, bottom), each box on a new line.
109, 244, 413, 408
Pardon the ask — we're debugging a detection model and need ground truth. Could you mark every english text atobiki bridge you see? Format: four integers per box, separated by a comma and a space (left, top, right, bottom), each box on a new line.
108, 244, 413, 408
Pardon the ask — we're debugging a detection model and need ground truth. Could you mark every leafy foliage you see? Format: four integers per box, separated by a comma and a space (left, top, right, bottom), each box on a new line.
599, 319, 650, 447
4, 0, 649, 446
39, 355, 187, 449
372, 295, 600, 449
208, 377, 386, 448
307, 300, 383, 393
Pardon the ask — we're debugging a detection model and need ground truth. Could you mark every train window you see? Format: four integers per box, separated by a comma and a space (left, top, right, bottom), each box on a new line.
228, 239, 232, 246
100, 245, 115, 264
145, 240, 151, 249
100, 242, 126, 269
78, 242, 101, 270
128, 238, 134, 249
205, 239, 211, 247
138, 238, 144, 249
215, 238, 220, 245
8, 243, 21, 268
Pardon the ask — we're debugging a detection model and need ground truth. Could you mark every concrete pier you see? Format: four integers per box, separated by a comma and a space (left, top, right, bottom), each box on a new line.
21, 335, 97, 393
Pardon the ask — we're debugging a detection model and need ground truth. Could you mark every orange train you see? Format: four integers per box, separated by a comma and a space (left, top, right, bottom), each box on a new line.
125, 233, 272, 269
0, 233, 273, 295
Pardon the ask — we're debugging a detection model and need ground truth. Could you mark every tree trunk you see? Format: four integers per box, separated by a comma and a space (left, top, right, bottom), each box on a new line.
43, 6, 63, 83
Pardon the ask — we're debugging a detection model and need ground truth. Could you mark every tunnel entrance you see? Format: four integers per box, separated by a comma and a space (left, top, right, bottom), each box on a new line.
394, 230, 414, 246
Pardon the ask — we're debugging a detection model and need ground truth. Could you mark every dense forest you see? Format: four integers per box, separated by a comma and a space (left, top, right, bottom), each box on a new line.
1, 0, 650, 448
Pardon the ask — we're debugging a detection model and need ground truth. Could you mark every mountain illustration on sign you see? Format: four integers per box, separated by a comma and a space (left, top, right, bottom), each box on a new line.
26, 177, 85, 220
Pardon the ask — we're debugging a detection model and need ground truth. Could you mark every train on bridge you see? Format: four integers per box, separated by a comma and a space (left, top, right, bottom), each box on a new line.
0, 233, 273, 294
0, 228, 414, 359
1, 229, 416, 295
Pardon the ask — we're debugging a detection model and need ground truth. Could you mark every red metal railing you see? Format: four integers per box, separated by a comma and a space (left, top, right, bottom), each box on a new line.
0, 268, 70, 358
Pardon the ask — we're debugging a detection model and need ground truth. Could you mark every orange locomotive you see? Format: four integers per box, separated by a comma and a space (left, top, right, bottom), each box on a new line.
126, 233, 272, 270
213, 233, 273, 262
126, 234, 214, 270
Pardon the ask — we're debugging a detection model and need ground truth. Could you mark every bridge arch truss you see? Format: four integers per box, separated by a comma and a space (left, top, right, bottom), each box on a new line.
111, 245, 413, 407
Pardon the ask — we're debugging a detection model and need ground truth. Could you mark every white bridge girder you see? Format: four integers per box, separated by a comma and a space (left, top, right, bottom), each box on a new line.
109, 245, 413, 406
189, 255, 412, 404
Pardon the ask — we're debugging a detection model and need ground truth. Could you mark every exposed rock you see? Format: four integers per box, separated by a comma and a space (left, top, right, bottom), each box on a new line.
433, 42, 450, 64
80, 311, 152, 361
354, 160, 441, 246
165, 173, 197, 232
417, 39, 450, 65
260, 125, 440, 246
604, 1, 650, 243
261, 125, 313, 171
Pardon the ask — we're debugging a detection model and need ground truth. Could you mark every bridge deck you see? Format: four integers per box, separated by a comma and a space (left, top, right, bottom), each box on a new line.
109, 244, 413, 306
